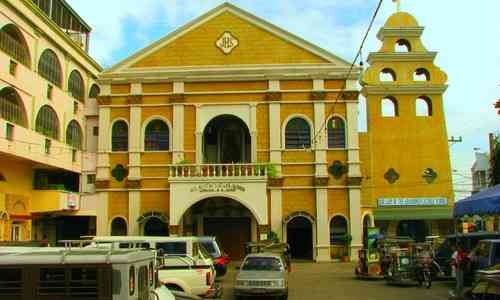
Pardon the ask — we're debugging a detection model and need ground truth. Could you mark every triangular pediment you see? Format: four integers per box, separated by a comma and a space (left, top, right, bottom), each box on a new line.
104, 3, 350, 73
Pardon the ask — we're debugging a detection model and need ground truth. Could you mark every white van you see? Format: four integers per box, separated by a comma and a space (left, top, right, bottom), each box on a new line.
0, 245, 174, 300
90, 236, 221, 298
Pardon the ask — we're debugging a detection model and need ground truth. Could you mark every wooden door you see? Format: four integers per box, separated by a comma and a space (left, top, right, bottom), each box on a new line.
204, 217, 251, 261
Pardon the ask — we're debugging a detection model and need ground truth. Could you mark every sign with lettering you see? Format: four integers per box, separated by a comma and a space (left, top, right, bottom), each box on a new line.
378, 197, 448, 207
216, 32, 239, 54
190, 183, 246, 193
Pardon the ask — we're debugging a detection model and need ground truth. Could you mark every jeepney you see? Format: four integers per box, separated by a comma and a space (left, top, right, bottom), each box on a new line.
0, 244, 174, 300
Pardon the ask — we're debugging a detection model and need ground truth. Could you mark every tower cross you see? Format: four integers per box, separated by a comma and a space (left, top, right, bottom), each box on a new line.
393, 0, 401, 12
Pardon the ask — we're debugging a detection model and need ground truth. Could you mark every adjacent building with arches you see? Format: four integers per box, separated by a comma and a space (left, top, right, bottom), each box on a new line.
0, 0, 101, 244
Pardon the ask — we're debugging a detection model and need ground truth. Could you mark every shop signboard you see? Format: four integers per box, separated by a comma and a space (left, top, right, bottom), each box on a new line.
378, 197, 448, 207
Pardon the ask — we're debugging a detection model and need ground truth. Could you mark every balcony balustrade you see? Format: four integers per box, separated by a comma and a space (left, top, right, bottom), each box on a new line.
168, 163, 268, 179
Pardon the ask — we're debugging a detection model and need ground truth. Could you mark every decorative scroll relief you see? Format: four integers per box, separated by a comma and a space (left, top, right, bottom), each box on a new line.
216, 32, 239, 54
190, 183, 246, 193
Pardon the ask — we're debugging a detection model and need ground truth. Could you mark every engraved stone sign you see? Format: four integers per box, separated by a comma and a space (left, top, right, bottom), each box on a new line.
190, 183, 246, 193
216, 32, 239, 54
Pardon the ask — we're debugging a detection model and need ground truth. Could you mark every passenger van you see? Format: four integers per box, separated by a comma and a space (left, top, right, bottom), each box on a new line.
0, 244, 174, 300
90, 236, 221, 297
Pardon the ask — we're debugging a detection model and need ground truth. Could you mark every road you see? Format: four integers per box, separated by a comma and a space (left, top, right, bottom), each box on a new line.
217, 261, 453, 300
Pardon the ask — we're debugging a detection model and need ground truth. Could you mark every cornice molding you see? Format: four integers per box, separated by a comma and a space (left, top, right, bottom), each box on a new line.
377, 27, 425, 40
362, 84, 448, 95
367, 52, 437, 64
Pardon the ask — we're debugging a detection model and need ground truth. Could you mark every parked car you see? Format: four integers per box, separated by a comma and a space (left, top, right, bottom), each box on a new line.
199, 236, 230, 277
234, 252, 289, 300
91, 236, 222, 298
468, 240, 500, 282
0, 244, 172, 300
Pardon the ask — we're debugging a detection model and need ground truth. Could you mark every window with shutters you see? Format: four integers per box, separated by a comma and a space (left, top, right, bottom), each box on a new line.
328, 117, 346, 149
0, 24, 31, 67
0, 87, 27, 127
144, 119, 169, 151
35, 105, 60, 139
89, 84, 100, 98
285, 117, 311, 149
38, 49, 62, 87
112, 120, 128, 151
68, 70, 85, 102
66, 120, 82, 149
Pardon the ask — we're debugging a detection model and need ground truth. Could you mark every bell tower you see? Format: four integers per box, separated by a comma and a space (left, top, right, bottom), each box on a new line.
361, 12, 454, 238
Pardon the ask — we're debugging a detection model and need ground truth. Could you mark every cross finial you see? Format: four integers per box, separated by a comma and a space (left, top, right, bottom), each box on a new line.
393, 0, 401, 12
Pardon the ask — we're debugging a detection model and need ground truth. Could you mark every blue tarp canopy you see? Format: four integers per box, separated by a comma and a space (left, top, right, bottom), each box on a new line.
454, 185, 500, 217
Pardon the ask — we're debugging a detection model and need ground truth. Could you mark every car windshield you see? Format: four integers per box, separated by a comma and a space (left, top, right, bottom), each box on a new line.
242, 257, 282, 271
200, 240, 219, 257
198, 242, 211, 259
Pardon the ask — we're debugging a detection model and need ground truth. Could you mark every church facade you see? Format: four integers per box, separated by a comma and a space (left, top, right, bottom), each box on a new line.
94, 3, 454, 261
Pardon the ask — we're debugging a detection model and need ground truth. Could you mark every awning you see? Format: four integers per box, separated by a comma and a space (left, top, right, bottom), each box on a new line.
374, 207, 453, 221
454, 185, 500, 217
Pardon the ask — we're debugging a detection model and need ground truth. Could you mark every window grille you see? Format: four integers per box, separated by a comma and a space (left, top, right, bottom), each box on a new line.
38, 49, 62, 87
44, 138, 51, 154
328, 117, 346, 149
89, 84, 100, 98
112, 121, 128, 151
68, 70, 84, 101
9, 60, 17, 76
5, 123, 14, 141
0, 87, 26, 127
285, 118, 311, 149
36, 105, 59, 139
0, 25, 30, 66
66, 120, 82, 149
144, 120, 169, 151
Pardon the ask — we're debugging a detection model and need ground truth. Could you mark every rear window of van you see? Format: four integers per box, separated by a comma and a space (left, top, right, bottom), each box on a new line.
156, 242, 187, 255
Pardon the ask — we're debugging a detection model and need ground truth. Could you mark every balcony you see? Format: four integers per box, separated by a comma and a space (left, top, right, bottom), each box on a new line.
168, 163, 269, 181
31, 190, 80, 213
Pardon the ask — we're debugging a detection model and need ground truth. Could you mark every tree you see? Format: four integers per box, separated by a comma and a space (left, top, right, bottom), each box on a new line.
491, 134, 500, 186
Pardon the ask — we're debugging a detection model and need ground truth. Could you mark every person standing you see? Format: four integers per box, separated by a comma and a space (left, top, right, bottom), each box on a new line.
454, 242, 468, 299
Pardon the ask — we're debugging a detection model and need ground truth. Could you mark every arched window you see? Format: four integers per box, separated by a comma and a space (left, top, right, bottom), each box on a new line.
413, 68, 431, 82
395, 39, 411, 52
285, 117, 311, 149
416, 96, 432, 116
89, 84, 100, 98
112, 120, 128, 151
328, 117, 346, 148
38, 49, 62, 87
330, 216, 348, 245
110, 217, 127, 236
68, 70, 85, 102
0, 24, 30, 67
379, 68, 396, 82
0, 87, 27, 127
35, 105, 59, 139
381, 96, 398, 117
66, 120, 82, 149
144, 119, 169, 151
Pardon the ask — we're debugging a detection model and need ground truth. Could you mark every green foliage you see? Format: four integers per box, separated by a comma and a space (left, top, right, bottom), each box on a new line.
268, 231, 280, 243
339, 234, 352, 246
266, 164, 279, 178
178, 160, 190, 165
491, 135, 500, 186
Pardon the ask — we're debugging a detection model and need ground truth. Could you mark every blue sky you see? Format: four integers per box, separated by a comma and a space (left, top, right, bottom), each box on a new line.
67, 0, 499, 199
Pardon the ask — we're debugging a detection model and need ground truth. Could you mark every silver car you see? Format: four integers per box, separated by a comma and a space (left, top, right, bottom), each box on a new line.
234, 253, 289, 300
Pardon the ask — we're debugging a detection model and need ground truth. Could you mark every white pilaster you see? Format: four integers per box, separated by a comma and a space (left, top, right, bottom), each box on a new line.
195, 105, 203, 164
173, 104, 185, 163
270, 189, 283, 240
269, 103, 281, 172
349, 188, 363, 260
346, 102, 361, 177
130, 83, 142, 95
250, 104, 257, 162
268, 80, 280, 91
128, 191, 140, 235
96, 192, 109, 235
129, 105, 142, 179
96, 107, 110, 180
173, 82, 184, 94
313, 79, 325, 91
315, 188, 330, 262
314, 102, 328, 176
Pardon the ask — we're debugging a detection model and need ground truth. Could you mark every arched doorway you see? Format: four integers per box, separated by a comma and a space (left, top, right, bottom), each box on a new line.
203, 115, 251, 163
144, 218, 169, 236
181, 197, 257, 260
110, 217, 127, 236
286, 213, 313, 260
397, 220, 429, 242
330, 216, 348, 258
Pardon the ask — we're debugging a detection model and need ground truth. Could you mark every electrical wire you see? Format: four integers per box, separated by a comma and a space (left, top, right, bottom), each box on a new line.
312, 0, 384, 145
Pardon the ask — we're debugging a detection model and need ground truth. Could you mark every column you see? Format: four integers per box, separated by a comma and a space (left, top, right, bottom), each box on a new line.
195, 105, 203, 164
96, 106, 110, 180
268, 102, 281, 172
346, 99, 363, 260
270, 189, 283, 240
128, 191, 140, 235
96, 192, 109, 235
128, 83, 142, 179
250, 104, 257, 162
172, 104, 185, 163
313, 101, 328, 177
316, 188, 330, 261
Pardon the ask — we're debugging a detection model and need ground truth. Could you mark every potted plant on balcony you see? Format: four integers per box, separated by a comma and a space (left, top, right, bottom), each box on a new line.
266, 164, 283, 187
340, 234, 352, 262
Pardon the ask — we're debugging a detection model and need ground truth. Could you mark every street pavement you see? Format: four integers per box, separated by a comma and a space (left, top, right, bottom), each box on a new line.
218, 261, 453, 300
